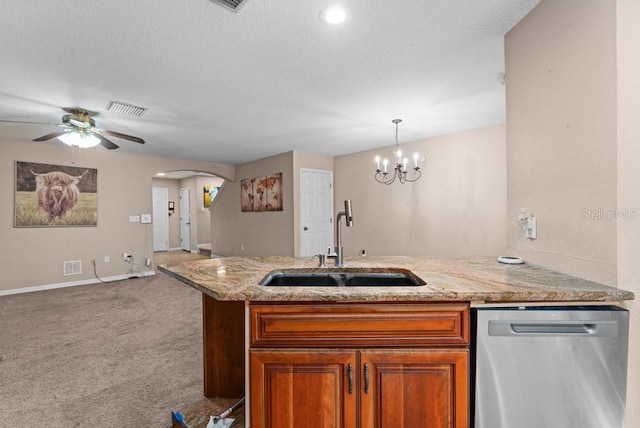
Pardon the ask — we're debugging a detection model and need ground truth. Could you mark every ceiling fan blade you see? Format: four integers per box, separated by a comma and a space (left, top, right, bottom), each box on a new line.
100, 129, 145, 144
94, 134, 119, 150
33, 130, 68, 141
0, 119, 58, 125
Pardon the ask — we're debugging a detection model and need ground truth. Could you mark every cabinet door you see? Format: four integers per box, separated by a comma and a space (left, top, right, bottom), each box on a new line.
250, 350, 357, 428
359, 350, 468, 428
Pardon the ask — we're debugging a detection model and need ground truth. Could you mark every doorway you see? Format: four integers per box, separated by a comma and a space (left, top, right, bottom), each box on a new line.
152, 171, 225, 255
180, 187, 191, 252
300, 168, 334, 257
152, 187, 169, 251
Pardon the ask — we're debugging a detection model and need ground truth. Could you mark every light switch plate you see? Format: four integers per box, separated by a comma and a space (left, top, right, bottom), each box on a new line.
141, 214, 152, 224
129, 215, 140, 223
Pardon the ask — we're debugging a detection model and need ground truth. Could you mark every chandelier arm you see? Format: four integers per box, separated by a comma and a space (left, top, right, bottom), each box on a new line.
402, 168, 422, 183
374, 170, 396, 185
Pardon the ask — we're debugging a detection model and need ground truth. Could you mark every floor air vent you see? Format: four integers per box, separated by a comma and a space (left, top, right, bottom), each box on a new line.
210, 0, 247, 11
63, 260, 82, 276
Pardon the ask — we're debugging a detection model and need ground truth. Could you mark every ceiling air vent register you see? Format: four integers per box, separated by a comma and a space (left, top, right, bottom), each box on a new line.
105, 100, 148, 117
210, 0, 247, 11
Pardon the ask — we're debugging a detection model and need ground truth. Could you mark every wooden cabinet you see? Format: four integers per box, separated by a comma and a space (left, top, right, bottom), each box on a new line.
250, 302, 469, 428
250, 350, 357, 428
359, 349, 468, 428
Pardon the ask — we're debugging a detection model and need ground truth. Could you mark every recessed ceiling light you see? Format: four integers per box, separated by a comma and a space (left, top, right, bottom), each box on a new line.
321, 6, 348, 25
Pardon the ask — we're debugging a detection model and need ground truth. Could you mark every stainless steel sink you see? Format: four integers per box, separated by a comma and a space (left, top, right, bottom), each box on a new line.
261, 272, 340, 286
260, 268, 425, 287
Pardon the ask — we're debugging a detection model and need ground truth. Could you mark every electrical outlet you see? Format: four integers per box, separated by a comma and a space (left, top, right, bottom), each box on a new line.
123, 253, 132, 262
104, 255, 110, 263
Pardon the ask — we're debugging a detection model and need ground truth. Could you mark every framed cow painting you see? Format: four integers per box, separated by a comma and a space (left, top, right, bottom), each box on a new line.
14, 161, 98, 227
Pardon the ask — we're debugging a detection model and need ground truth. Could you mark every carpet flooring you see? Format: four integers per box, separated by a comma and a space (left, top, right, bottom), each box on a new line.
0, 269, 205, 427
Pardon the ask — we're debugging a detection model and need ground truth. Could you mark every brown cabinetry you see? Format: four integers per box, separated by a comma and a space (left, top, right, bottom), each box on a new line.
249, 302, 469, 428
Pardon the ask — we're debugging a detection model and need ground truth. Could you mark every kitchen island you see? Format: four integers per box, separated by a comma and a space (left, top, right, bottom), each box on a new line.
159, 256, 634, 428
159, 255, 634, 303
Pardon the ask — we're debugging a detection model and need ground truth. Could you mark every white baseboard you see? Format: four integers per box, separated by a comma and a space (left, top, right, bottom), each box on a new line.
0, 270, 156, 297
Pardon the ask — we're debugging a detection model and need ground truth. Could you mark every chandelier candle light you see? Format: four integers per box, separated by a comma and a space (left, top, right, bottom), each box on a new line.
374, 119, 421, 184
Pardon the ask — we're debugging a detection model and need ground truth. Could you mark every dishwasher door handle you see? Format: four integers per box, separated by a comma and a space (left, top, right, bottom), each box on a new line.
488, 320, 619, 337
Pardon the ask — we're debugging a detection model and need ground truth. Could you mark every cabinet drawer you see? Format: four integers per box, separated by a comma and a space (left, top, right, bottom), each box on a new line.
250, 302, 469, 347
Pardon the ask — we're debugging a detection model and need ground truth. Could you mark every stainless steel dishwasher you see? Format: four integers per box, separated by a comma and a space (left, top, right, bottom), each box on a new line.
473, 305, 629, 428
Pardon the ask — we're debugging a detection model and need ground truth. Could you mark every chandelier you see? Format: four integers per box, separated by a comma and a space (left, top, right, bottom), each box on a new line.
374, 119, 421, 184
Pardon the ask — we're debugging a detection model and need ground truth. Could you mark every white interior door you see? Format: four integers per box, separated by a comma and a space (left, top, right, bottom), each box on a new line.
152, 187, 169, 251
300, 169, 333, 256
180, 187, 191, 252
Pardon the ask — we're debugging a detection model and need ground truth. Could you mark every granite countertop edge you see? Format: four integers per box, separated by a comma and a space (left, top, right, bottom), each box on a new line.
158, 256, 635, 303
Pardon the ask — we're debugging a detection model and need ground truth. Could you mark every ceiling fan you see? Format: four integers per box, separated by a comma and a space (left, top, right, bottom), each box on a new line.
0, 107, 145, 150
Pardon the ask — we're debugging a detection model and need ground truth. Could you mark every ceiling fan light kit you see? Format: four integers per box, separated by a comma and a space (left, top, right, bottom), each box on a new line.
58, 131, 101, 148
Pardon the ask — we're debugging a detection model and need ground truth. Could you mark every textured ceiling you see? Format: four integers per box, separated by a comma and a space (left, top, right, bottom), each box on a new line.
0, 0, 540, 165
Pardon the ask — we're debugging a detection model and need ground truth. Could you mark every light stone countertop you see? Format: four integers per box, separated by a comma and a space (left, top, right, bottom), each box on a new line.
158, 256, 634, 303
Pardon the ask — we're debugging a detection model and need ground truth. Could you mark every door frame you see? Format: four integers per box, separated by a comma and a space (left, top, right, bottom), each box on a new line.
180, 187, 192, 252
299, 168, 334, 257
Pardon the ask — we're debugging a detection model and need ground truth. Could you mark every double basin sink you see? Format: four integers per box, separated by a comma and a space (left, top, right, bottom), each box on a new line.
260, 267, 426, 287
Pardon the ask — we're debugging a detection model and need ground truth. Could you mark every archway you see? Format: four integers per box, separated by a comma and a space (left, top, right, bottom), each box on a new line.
151, 170, 225, 256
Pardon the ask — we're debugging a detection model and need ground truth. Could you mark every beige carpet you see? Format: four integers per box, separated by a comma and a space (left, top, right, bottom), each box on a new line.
0, 271, 205, 427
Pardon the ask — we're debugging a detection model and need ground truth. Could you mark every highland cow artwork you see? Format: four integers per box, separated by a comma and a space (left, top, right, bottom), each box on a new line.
15, 161, 98, 227
240, 172, 283, 212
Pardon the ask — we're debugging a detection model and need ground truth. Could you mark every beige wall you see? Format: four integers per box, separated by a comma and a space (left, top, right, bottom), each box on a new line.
505, 0, 618, 285
210, 151, 334, 257
216, 128, 507, 260
334, 124, 507, 257
617, 0, 640, 424
211, 152, 295, 256
1, 139, 233, 292
506, 0, 639, 424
